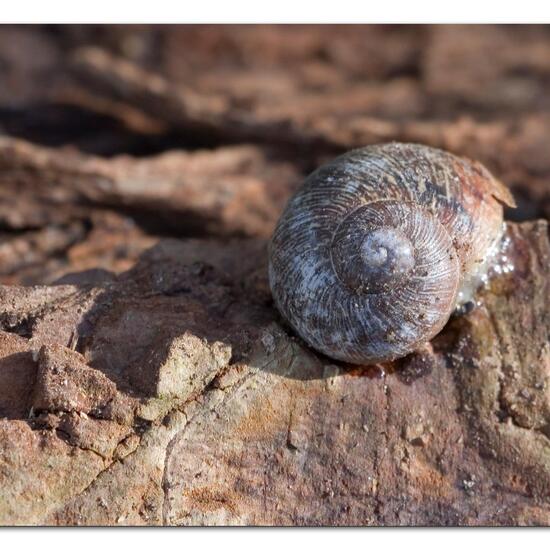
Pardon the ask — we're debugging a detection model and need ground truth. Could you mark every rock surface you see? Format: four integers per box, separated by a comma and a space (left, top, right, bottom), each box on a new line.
0, 222, 548, 525
0, 25, 549, 526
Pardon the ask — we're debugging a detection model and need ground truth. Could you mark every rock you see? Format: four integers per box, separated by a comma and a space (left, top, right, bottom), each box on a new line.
0, 419, 107, 525
32, 344, 135, 425
0, 136, 301, 238
0, 332, 37, 419
55, 412, 132, 460
137, 332, 231, 400
0, 221, 547, 525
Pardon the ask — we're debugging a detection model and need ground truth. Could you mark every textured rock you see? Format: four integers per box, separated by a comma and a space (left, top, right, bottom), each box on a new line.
1, 26, 550, 291
0, 332, 36, 419
0, 222, 547, 525
138, 332, 231, 401
0, 137, 300, 238
0, 136, 300, 286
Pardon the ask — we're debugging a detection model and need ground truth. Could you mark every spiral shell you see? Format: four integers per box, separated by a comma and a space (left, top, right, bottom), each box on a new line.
268, 143, 515, 364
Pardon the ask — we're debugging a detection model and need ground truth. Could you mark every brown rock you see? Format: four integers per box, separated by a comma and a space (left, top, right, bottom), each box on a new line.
32, 344, 118, 415
56, 412, 132, 459
0, 420, 106, 525
32, 344, 136, 425
0, 136, 301, 239
136, 332, 231, 400
0, 332, 36, 419
0, 221, 547, 525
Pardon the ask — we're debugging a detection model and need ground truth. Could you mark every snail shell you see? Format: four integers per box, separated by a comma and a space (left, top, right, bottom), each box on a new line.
268, 143, 515, 365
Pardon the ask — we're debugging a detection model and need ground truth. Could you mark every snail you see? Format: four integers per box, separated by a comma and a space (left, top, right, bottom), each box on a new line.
268, 143, 515, 365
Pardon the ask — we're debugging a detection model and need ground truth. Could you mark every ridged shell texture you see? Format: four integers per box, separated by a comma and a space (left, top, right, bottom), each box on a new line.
268, 143, 514, 364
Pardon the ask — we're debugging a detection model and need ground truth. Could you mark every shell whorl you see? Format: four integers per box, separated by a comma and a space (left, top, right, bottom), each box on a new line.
268, 143, 514, 365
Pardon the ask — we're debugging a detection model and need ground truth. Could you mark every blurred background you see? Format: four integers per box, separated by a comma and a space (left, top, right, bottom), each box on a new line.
0, 24, 549, 286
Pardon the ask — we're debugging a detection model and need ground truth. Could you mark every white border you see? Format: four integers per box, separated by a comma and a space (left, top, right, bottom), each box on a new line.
0, 528, 546, 547
1, 1, 550, 23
